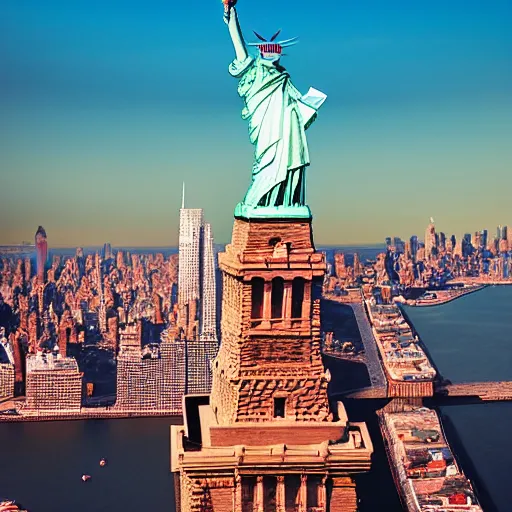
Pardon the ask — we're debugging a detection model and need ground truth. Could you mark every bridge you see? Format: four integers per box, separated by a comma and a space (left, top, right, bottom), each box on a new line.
325, 295, 512, 403
435, 381, 512, 401
336, 381, 512, 402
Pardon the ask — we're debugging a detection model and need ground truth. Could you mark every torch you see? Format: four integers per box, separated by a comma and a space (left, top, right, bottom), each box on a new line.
222, 0, 237, 22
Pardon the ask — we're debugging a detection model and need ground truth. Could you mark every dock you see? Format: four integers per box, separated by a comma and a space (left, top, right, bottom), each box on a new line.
349, 302, 387, 389
378, 406, 483, 512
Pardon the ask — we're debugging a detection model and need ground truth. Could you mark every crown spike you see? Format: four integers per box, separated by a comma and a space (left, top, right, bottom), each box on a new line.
270, 29, 282, 41
253, 30, 267, 42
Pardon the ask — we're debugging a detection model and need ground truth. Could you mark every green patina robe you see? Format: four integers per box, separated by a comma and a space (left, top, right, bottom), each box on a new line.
229, 55, 325, 209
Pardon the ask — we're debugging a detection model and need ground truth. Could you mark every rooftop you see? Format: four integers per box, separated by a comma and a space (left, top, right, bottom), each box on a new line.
26, 353, 79, 373
382, 408, 483, 512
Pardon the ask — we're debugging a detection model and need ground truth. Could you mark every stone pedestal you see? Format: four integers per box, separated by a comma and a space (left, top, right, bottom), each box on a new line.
172, 218, 373, 512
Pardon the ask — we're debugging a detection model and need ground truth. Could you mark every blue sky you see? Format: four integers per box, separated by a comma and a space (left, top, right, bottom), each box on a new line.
1, 0, 511, 246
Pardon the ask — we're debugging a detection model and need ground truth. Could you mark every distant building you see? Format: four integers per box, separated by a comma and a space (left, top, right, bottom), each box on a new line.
496, 225, 508, 241
393, 237, 405, 254
410, 235, 418, 260
424, 218, 437, 259
200, 223, 217, 341
25, 351, 82, 412
114, 330, 216, 412
450, 234, 456, 251
35, 226, 48, 282
102, 242, 113, 260
438, 232, 446, 252
115, 344, 163, 410
118, 321, 142, 354
479, 229, 488, 249
0, 363, 14, 399
504, 255, 510, 278
462, 234, 473, 258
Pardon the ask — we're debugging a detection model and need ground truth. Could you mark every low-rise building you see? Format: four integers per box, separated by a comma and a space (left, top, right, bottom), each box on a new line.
114, 330, 217, 413
25, 351, 82, 412
0, 363, 14, 399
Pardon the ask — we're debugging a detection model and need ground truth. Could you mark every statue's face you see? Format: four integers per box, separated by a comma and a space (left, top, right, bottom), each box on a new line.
260, 51, 281, 63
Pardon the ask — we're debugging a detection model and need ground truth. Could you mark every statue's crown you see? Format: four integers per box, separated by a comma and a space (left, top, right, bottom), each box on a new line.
247, 29, 298, 59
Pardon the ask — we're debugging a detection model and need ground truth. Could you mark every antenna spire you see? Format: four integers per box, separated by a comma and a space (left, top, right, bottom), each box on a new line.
182, 182, 185, 209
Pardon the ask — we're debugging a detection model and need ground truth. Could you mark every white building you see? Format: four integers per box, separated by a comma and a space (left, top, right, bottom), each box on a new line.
424, 217, 437, 260
178, 184, 218, 341
178, 185, 203, 305
200, 222, 217, 341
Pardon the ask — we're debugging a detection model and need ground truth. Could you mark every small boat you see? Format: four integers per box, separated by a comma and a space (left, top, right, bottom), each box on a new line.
99, 458, 107, 467
0, 501, 23, 512
81, 474, 91, 482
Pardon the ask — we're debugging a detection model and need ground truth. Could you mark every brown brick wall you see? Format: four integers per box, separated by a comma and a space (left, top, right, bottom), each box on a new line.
210, 423, 345, 446
235, 377, 331, 422
388, 380, 434, 398
211, 219, 332, 426
240, 337, 311, 367
210, 488, 234, 512
230, 219, 315, 255
329, 477, 357, 512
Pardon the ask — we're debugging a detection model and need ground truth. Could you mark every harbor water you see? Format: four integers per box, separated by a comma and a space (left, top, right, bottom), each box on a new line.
405, 285, 512, 512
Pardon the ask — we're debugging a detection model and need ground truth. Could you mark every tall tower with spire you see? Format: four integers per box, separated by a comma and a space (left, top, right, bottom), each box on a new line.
178, 184, 204, 312
177, 184, 218, 341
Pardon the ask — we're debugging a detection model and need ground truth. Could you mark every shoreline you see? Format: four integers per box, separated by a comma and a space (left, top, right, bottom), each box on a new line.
0, 408, 182, 423
398, 305, 444, 382
406, 284, 487, 307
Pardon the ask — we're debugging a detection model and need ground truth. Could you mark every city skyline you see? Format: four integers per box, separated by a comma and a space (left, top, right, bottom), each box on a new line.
2, 216, 511, 250
2, 0, 511, 246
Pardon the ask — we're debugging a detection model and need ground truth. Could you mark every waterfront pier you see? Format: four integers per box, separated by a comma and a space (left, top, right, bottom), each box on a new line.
339, 381, 512, 402
332, 297, 512, 404
348, 303, 386, 390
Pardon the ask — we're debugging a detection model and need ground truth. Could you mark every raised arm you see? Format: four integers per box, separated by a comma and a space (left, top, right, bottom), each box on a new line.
224, 5, 248, 62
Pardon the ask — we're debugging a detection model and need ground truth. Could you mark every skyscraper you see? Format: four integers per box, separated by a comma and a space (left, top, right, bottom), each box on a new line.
178, 184, 218, 342
35, 226, 47, 282
200, 222, 217, 341
178, 185, 204, 307
497, 225, 508, 241
480, 229, 488, 249
102, 242, 113, 260
410, 235, 418, 260
438, 232, 446, 252
424, 218, 437, 259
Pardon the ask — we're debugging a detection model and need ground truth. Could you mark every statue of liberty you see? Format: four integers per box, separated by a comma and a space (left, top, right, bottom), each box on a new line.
223, 0, 327, 219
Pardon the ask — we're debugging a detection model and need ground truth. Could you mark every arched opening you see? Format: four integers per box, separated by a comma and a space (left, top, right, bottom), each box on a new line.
292, 278, 305, 318
251, 278, 264, 319
271, 277, 284, 319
